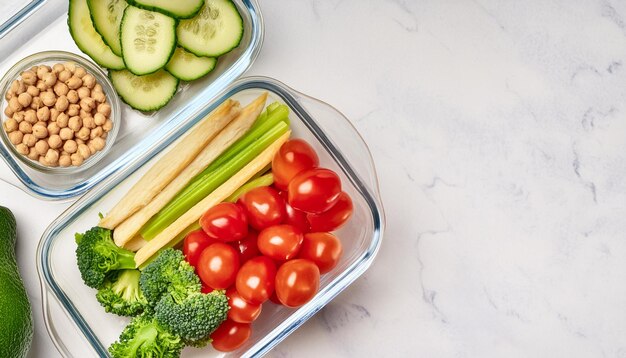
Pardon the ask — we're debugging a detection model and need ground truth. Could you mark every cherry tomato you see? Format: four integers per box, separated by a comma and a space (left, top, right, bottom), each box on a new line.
197, 243, 240, 289
232, 231, 260, 264
210, 319, 251, 352
238, 186, 286, 230
257, 224, 304, 261
278, 190, 310, 233
183, 229, 216, 268
235, 256, 277, 304
275, 259, 320, 308
307, 192, 353, 232
298, 232, 343, 274
269, 290, 282, 305
272, 139, 319, 190
288, 168, 341, 214
199, 202, 248, 242
201, 284, 214, 294
226, 287, 262, 323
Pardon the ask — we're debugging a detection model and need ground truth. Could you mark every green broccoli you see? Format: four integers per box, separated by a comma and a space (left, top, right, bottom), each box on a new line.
75, 227, 136, 288
139, 248, 200, 305
108, 312, 184, 358
96, 269, 148, 317
154, 290, 229, 345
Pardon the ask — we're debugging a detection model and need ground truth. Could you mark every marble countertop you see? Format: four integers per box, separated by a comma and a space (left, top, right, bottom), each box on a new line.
2, 0, 626, 357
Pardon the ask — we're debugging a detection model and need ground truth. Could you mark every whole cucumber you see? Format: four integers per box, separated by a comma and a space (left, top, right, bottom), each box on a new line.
0, 206, 33, 358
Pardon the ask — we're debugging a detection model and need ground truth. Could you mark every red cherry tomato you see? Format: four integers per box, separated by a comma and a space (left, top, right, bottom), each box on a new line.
235, 256, 277, 304
197, 243, 240, 290
257, 224, 304, 261
183, 229, 216, 268
288, 168, 341, 214
298, 232, 343, 274
199, 202, 248, 242
238, 186, 286, 230
272, 139, 319, 190
201, 284, 214, 294
278, 190, 310, 233
232, 231, 260, 264
275, 259, 320, 308
226, 287, 262, 323
307, 192, 353, 232
210, 319, 251, 352
269, 290, 282, 305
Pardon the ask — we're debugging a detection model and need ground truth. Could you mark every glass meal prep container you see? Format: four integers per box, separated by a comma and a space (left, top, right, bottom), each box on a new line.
0, 0, 263, 199
37, 77, 385, 357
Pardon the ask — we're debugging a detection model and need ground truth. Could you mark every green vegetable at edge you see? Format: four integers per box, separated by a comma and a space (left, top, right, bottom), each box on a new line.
0, 206, 33, 358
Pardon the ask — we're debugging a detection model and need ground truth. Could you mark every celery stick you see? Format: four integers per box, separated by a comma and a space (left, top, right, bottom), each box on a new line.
141, 121, 289, 240
225, 173, 274, 202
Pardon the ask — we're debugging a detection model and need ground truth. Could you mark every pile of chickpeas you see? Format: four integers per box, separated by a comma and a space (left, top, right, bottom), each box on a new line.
2, 62, 113, 168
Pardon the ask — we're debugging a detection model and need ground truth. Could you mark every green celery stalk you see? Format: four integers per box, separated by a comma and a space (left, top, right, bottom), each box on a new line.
224, 173, 274, 202
140, 121, 290, 240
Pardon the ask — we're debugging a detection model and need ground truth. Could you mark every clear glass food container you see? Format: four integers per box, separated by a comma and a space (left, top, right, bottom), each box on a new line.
0, 0, 263, 200
0, 51, 121, 174
37, 77, 385, 357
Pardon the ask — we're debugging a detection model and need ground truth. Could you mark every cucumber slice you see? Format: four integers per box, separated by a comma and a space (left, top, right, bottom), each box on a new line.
110, 69, 179, 111
68, 0, 125, 69
165, 47, 216, 81
126, 0, 204, 19
177, 0, 243, 57
120, 6, 176, 75
87, 0, 128, 56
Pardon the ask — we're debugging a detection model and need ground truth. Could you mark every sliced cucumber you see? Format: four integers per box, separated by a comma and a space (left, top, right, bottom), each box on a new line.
88, 0, 128, 56
68, 0, 125, 69
126, 0, 204, 19
110, 69, 179, 111
165, 47, 216, 81
120, 6, 176, 75
177, 0, 243, 57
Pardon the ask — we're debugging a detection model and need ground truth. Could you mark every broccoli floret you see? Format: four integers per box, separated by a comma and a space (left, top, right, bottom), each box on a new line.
96, 269, 148, 317
139, 248, 200, 305
108, 312, 184, 358
154, 290, 229, 344
75, 227, 136, 288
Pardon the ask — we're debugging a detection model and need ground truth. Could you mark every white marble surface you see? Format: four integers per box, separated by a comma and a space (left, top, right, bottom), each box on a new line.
2, 0, 626, 357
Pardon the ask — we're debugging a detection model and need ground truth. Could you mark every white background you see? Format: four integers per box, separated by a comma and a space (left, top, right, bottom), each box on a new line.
2, 0, 626, 357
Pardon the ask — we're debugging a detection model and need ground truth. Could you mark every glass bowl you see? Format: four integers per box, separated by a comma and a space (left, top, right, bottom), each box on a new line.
0, 50, 121, 174
37, 77, 385, 357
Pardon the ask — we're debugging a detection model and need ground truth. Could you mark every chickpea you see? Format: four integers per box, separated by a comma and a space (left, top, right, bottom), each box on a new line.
78, 143, 90, 159
50, 108, 60, 122
56, 113, 69, 128
53, 82, 69, 97
88, 142, 97, 154
66, 76, 82, 90
22, 133, 36, 147
45, 148, 59, 165
9, 96, 23, 112
64, 62, 77, 73
55, 95, 69, 112
47, 122, 60, 135
83, 116, 96, 129
91, 136, 105, 151
3, 106, 13, 118
13, 111, 24, 123
18, 121, 32, 133
70, 153, 84, 166
77, 127, 90, 141
76, 67, 87, 78
32, 124, 48, 139
36, 80, 47, 92
92, 91, 106, 104
17, 92, 32, 107
77, 87, 90, 100
58, 70, 71, 83
93, 113, 105, 126
16, 81, 26, 95
36, 66, 49, 80
93, 84, 103, 93
59, 127, 74, 140
36, 106, 50, 122
97, 103, 111, 117
29, 66, 38, 73
8, 131, 22, 145
42, 72, 57, 88
24, 110, 36, 124
79, 97, 95, 112
4, 118, 17, 132
5, 91, 13, 101
102, 119, 113, 132
15, 143, 28, 155
59, 154, 71, 167
48, 134, 62, 149
63, 139, 78, 154
67, 90, 79, 104
68, 116, 82, 132
21, 71, 36, 85
38, 156, 46, 166
52, 64, 65, 73
90, 126, 103, 139
27, 85, 39, 97
40, 92, 56, 107
35, 140, 49, 155
30, 96, 42, 110
82, 74, 96, 89
10, 80, 19, 93
27, 147, 39, 160
67, 104, 80, 117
